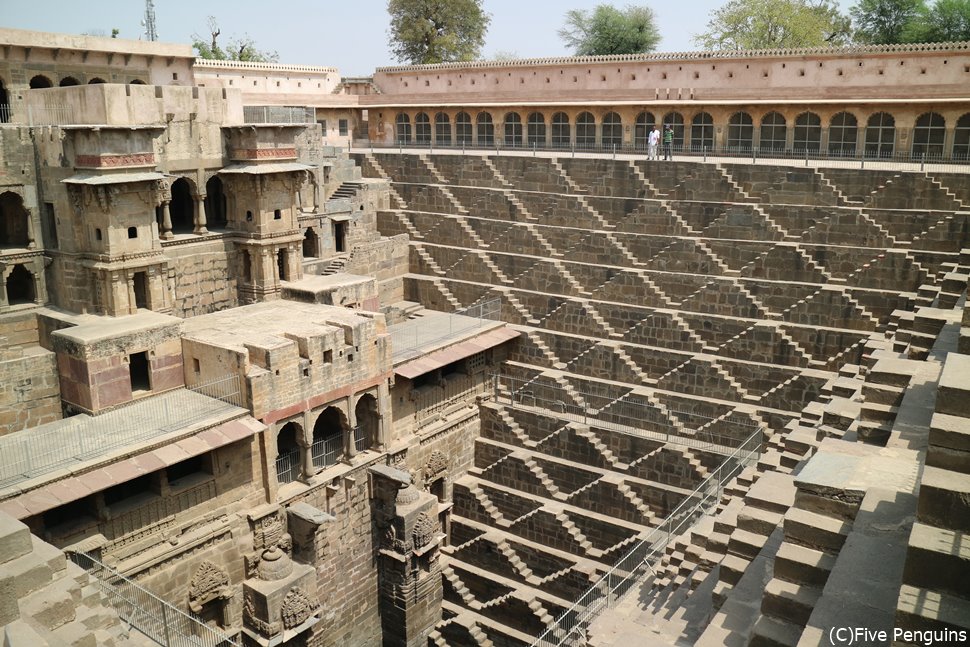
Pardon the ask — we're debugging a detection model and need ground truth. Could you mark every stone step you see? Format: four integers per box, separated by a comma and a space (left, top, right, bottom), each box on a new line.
737, 506, 784, 537
902, 522, 970, 598
896, 584, 970, 634
928, 412, 970, 475
745, 472, 796, 514
749, 614, 803, 647
773, 542, 836, 588
761, 578, 821, 626
916, 465, 970, 533
783, 507, 851, 554
727, 528, 770, 560
0, 516, 33, 566
718, 553, 750, 585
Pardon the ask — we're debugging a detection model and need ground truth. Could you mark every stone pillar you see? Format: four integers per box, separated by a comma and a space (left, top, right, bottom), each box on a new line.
193, 193, 208, 235
370, 465, 443, 647
376, 380, 391, 450
25, 210, 36, 249
345, 399, 358, 461
160, 201, 173, 240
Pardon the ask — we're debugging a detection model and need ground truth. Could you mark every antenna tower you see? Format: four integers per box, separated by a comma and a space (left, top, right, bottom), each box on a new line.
143, 0, 158, 41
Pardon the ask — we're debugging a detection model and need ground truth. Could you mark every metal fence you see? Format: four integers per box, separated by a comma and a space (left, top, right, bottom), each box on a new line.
0, 374, 244, 489
68, 550, 239, 647
493, 372, 758, 453
311, 434, 342, 469
353, 139, 970, 174
275, 449, 300, 484
243, 105, 315, 124
531, 427, 762, 646
391, 298, 503, 360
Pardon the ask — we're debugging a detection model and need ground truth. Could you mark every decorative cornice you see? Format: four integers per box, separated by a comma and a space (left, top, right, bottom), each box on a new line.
232, 148, 298, 161
194, 58, 338, 74
75, 153, 155, 169
375, 40, 970, 74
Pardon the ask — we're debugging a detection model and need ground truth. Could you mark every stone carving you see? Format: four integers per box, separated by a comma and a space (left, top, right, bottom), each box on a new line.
425, 451, 448, 479
281, 587, 319, 630
412, 512, 438, 548
68, 185, 84, 216
255, 509, 286, 551
396, 482, 420, 505
188, 561, 229, 613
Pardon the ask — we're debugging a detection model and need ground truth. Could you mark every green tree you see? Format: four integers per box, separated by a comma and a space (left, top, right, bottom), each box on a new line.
387, 0, 491, 64
558, 4, 661, 56
909, 0, 970, 41
851, 0, 927, 43
191, 16, 278, 63
694, 0, 851, 50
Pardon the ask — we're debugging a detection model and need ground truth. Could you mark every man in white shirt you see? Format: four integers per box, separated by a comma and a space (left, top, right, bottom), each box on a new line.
647, 126, 661, 160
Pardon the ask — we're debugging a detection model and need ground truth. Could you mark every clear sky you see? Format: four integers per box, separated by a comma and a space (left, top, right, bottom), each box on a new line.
3, 0, 854, 76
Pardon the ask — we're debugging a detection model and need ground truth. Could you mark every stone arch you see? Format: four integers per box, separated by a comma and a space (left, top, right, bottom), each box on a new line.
601, 112, 622, 148
0, 192, 30, 248
576, 111, 596, 148
551, 112, 570, 147
728, 112, 754, 151
794, 112, 822, 153
954, 113, 970, 160
690, 112, 714, 152
129, 79, 147, 85
395, 113, 412, 143
29, 75, 53, 89
634, 112, 656, 150
828, 111, 858, 156
527, 112, 546, 147
414, 112, 431, 143
59, 76, 80, 87
354, 393, 379, 453
912, 111, 946, 159
88, 77, 106, 84
311, 406, 346, 469
476, 112, 494, 145
662, 112, 685, 150
302, 227, 320, 258
760, 112, 787, 152
434, 112, 451, 145
865, 112, 895, 158
275, 421, 303, 484
455, 111, 472, 144
204, 175, 227, 230
504, 112, 522, 147
5, 264, 35, 305
169, 177, 196, 234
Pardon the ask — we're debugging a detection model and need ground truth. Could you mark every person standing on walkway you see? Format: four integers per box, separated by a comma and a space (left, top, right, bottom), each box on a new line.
663, 124, 674, 161
647, 125, 661, 160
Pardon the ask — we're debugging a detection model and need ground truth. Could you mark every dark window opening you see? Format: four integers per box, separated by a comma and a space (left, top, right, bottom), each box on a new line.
29, 75, 53, 89
354, 394, 378, 452
204, 176, 228, 229
273, 209, 282, 220
430, 477, 445, 503
167, 454, 212, 488
303, 227, 319, 258
169, 178, 195, 234
0, 192, 30, 248
43, 202, 57, 249
339, 119, 349, 136
0, 79, 9, 123
312, 407, 345, 468
59, 76, 80, 87
241, 250, 252, 283
5, 265, 35, 305
276, 422, 302, 484
104, 474, 156, 508
88, 78, 106, 84
128, 226, 138, 239
132, 271, 149, 309
333, 221, 347, 253
129, 351, 151, 393
42, 497, 96, 531
277, 248, 288, 281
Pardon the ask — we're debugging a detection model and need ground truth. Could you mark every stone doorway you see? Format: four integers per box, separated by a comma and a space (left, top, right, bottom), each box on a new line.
128, 351, 151, 393
303, 228, 320, 258
5, 264, 35, 305
0, 192, 29, 248
170, 178, 195, 234
133, 271, 149, 309
333, 221, 347, 253
205, 176, 228, 230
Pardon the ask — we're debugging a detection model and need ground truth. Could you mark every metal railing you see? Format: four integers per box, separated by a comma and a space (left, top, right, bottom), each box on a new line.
243, 105, 314, 124
68, 550, 238, 647
353, 425, 367, 452
311, 434, 342, 468
531, 427, 762, 646
353, 138, 970, 173
0, 374, 245, 489
493, 372, 758, 453
390, 298, 503, 360
275, 449, 300, 484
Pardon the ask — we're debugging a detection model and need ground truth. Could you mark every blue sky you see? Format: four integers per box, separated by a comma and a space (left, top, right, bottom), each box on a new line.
4, 1, 854, 76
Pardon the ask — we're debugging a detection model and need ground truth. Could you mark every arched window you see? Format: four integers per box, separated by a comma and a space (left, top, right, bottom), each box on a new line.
303, 227, 320, 258
275, 422, 302, 484
865, 112, 895, 158
602, 112, 622, 148
912, 112, 945, 159
0, 192, 30, 248
527, 112, 546, 147
169, 178, 196, 234
396, 113, 412, 143
5, 264, 35, 305
953, 113, 970, 160
662, 112, 685, 150
829, 112, 858, 156
690, 112, 714, 152
477, 112, 494, 145
205, 176, 228, 230
576, 112, 596, 148
59, 77, 80, 87
354, 394, 379, 452
434, 112, 451, 145
727, 112, 754, 151
504, 112, 522, 147
312, 407, 345, 469
760, 112, 787, 152
129, 79, 146, 85
634, 112, 655, 150
793, 112, 822, 153
551, 112, 570, 147
29, 75, 53, 89
414, 112, 431, 143
455, 111, 472, 144
0, 79, 9, 123
88, 78, 106, 84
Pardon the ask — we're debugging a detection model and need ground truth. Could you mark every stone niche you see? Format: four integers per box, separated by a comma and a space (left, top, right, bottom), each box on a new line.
241, 504, 321, 647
